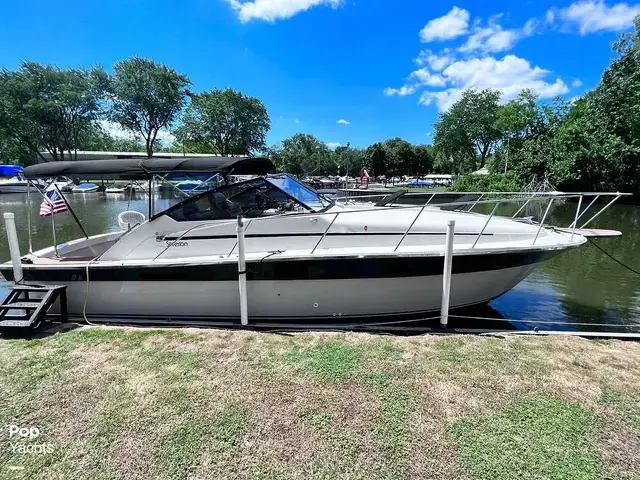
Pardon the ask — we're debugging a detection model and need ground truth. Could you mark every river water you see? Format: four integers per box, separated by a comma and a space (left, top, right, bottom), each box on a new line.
0, 192, 639, 333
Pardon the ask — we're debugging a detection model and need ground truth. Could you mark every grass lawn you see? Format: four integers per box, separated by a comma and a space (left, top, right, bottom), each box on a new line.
0, 328, 639, 479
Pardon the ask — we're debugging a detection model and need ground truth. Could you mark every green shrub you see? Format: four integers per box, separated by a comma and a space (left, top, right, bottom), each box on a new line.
451, 172, 518, 192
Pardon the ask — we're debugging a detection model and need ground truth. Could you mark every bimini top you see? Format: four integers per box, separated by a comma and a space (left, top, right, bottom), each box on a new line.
23, 156, 274, 180
0, 165, 24, 176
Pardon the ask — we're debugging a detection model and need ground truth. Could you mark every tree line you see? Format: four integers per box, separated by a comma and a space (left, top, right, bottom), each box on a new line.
266, 135, 434, 178
433, 17, 640, 194
2, 16, 640, 193
0, 58, 271, 163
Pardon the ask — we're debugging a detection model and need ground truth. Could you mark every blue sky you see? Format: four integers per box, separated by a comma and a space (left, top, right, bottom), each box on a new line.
1, 0, 639, 149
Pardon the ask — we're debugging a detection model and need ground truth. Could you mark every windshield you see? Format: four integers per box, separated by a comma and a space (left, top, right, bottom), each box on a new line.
265, 174, 330, 211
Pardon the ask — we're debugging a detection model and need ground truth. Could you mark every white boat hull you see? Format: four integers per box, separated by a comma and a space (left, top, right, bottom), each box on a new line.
0, 184, 30, 194
10, 263, 539, 324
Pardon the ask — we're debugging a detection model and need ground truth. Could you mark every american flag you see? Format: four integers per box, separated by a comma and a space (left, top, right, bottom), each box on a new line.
39, 184, 69, 217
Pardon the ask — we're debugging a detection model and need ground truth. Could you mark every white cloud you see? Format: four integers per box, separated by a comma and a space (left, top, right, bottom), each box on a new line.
555, 0, 640, 34
419, 55, 569, 111
572, 78, 583, 88
420, 6, 470, 42
522, 18, 539, 36
414, 49, 454, 71
326, 142, 341, 149
458, 16, 538, 54
546, 9, 556, 24
384, 85, 418, 96
100, 120, 137, 140
226, 0, 342, 23
294, 118, 300, 124
408, 68, 447, 87
336, 119, 350, 125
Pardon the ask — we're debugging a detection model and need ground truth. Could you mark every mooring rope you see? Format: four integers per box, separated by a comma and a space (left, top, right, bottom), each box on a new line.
587, 237, 640, 276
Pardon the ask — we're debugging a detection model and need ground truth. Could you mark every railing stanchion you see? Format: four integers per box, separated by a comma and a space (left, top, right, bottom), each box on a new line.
440, 220, 455, 328
471, 202, 499, 249
512, 193, 537, 218
311, 213, 339, 254
466, 193, 484, 212
580, 194, 621, 229
569, 195, 599, 228
237, 215, 249, 326
532, 198, 554, 245
394, 205, 427, 252
571, 195, 583, 240
424, 193, 435, 206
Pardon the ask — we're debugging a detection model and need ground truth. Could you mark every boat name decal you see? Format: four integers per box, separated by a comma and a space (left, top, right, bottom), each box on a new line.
165, 241, 188, 247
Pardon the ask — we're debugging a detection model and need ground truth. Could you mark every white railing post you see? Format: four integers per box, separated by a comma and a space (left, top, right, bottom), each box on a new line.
471, 202, 499, 249
394, 205, 427, 252
568, 195, 599, 228
311, 213, 339, 254
579, 194, 621, 229
532, 198, 554, 245
440, 220, 455, 328
237, 215, 248, 326
4, 212, 23, 283
571, 195, 583, 240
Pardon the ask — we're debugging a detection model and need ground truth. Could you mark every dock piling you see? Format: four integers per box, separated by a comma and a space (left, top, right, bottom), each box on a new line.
440, 220, 455, 327
3, 212, 23, 283
237, 215, 249, 326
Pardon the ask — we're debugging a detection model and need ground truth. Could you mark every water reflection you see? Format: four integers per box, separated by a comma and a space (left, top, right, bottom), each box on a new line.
0, 192, 638, 331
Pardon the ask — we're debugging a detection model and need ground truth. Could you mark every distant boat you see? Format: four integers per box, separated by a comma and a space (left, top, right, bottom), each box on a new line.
49, 176, 75, 192
407, 179, 435, 188
0, 165, 44, 193
72, 183, 99, 193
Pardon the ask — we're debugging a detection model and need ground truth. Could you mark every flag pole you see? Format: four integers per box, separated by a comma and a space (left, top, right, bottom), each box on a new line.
54, 184, 89, 239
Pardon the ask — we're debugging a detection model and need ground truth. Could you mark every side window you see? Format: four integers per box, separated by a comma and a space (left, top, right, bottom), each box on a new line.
169, 191, 239, 221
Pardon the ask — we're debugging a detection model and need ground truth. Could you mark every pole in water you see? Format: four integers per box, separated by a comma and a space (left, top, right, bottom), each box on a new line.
3, 212, 23, 283
237, 215, 249, 326
440, 220, 455, 327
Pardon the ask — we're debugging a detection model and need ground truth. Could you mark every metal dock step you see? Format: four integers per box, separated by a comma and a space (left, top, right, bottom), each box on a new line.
0, 284, 67, 332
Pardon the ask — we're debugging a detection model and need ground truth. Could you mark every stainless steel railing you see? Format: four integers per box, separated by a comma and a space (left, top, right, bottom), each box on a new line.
151, 191, 629, 261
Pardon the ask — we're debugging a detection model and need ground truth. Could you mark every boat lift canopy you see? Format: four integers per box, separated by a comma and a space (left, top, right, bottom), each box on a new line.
23, 156, 274, 180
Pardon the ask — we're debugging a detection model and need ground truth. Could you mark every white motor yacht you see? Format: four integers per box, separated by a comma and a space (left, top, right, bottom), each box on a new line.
0, 157, 628, 326
0, 165, 43, 193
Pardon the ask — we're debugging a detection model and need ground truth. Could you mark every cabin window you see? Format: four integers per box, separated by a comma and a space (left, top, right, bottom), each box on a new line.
166, 176, 320, 222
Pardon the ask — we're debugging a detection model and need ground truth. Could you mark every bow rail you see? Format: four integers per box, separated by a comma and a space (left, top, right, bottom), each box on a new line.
153, 191, 630, 261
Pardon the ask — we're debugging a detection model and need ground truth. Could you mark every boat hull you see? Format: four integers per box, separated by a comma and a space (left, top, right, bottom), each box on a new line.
0, 261, 542, 324
0, 185, 30, 194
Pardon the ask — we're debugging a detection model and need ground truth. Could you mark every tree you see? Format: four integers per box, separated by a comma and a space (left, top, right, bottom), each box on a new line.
333, 146, 365, 176
0, 62, 105, 162
108, 57, 190, 158
364, 142, 389, 177
573, 16, 640, 192
413, 144, 434, 175
276, 134, 332, 176
75, 123, 148, 152
433, 89, 502, 171
0, 134, 35, 165
175, 88, 270, 156
383, 138, 416, 176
